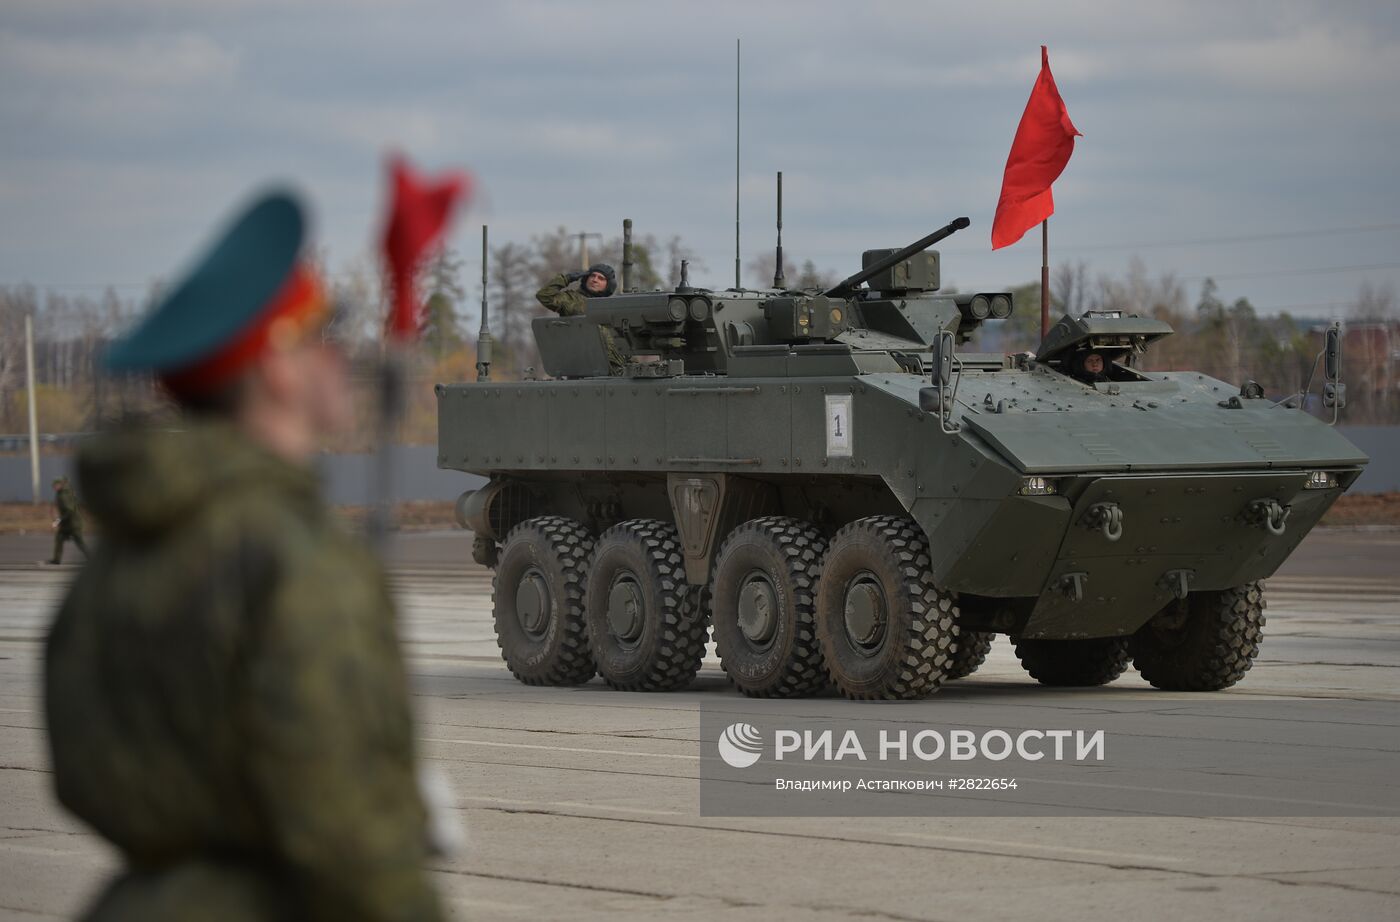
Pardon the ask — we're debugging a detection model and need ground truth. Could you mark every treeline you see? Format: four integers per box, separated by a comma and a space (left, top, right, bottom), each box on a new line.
3, 247, 1397, 447
970, 259, 1399, 424
0, 226, 709, 447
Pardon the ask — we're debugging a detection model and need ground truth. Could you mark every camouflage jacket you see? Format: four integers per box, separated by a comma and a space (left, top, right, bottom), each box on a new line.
535, 272, 625, 372
45, 423, 442, 922
55, 484, 82, 532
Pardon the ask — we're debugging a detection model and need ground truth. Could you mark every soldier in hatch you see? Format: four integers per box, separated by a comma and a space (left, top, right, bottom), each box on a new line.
48, 476, 88, 565
44, 190, 443, 922
536, 263, 625, 373
1070, 349, 1110, 384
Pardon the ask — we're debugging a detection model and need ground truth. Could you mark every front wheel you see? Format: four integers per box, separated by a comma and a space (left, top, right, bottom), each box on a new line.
1130, 582, 1266, 691
814, 515, 958, 700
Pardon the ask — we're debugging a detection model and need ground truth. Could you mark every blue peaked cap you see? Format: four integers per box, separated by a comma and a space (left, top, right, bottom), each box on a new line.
106, 189, 307, 373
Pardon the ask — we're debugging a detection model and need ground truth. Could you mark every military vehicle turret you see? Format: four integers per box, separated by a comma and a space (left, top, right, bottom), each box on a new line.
436, 216, 1368, 699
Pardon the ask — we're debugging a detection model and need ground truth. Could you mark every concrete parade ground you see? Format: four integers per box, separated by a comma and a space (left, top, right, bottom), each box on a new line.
1, 528, 1397, 921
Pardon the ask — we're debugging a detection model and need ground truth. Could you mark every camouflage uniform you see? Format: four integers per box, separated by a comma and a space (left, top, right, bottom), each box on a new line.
536, 272, 626, 373
50, 481, 88, 564
45, 422, 442, 922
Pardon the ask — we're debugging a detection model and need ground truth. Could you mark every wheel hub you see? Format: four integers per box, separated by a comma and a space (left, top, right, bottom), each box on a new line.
843, 575, 887, 652
515, 568, 551, 640
607, 574, 645, 645
737, 572, 779, 647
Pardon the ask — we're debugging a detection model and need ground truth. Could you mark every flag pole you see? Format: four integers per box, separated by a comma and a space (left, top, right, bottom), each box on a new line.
1040, 218, 1050, 339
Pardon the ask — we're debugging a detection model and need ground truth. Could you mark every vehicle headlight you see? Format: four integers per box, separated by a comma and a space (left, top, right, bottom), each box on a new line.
1019, 476, 1057, 496
1304, 470, 1338, 490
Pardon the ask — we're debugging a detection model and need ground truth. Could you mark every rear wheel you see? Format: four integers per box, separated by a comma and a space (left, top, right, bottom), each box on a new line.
1130, 582, 1266, 691
492, 516, 596, 686
1012, 637, 1131, 686
585, 520, 708, 691
945, 630, 995, 681
815, 515, 958, 700
711, 516, 828, 698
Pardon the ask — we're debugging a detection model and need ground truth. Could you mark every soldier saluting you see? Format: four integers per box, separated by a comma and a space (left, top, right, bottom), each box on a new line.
536, 262, 626, 373
44, 190, 443, 921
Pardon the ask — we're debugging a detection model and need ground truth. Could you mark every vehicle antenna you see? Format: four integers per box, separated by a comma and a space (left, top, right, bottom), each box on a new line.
476, 224, 492, 382
734, 37, 741, 290
622, 218, 634, 293
772, 171, 786, 289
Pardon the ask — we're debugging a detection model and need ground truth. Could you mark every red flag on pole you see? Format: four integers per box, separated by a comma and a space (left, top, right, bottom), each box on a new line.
381, 155, 471, 340
991, 46, 1081, 250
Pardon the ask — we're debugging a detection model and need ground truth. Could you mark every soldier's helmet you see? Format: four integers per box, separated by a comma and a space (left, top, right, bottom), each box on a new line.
583, 263, 617, 298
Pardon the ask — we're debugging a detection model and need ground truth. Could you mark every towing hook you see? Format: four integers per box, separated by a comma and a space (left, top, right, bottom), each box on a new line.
1159, 568, 1195, 601
1058, 571, 1089, 603
1082, 502, 1124, 542
1245, 498, 1291, 536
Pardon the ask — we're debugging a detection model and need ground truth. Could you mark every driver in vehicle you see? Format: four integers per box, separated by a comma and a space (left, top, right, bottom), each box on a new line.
1070, 349, 1110, 384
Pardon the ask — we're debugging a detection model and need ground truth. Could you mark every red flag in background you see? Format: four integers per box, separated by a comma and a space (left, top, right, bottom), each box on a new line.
991, 46, 1081, 250
382, 155, 471, 340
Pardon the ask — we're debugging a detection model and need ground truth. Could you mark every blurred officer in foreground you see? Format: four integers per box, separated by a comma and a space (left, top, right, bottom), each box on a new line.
48, 476, 88, 564
44, 190, 443, 922
536, 262, 625, 373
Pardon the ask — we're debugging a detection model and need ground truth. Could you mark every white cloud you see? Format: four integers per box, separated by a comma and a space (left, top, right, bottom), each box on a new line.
1190, 26, 1400, 92
0, 30, 240, 88
1, 0, 1398, 314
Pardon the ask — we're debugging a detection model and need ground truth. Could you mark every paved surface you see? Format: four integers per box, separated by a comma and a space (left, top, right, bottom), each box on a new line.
1, 528, 1398, 921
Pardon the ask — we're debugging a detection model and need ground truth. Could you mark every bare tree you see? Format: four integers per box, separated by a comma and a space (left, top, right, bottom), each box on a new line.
419, 248, 465, 359
488, 241, 539, 378
746, 251, 796, 289
794, 260, 836, 290
1052, 261, 1091, 316
1351, 280, 1396, 322
1347, 281, 1398, 422
0, 287, 36, 431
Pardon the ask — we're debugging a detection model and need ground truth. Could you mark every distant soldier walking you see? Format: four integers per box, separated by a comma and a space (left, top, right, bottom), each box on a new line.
536, 263, 625, 373
48, 476, 87, 565
44, 190, 444, 921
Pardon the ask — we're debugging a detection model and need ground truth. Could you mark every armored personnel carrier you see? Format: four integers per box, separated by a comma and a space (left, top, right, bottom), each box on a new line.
436, 216, 1368, 699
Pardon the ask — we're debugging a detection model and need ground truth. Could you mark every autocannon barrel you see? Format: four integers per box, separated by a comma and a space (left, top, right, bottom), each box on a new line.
824, 216, 971, 298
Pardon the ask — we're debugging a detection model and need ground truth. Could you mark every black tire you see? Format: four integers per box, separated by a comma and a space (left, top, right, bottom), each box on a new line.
492, 516, 596, 686
1130, 582, 1267, 691
1011, 636, 1131, 686
814, 515, 958, 700
945, 630, 995, 681
711, 516, 828, 698
586, 520, 708, 691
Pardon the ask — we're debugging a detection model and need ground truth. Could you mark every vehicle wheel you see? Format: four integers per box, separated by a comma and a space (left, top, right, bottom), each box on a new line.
1129, 582, 1266, 691
711, 516, 828, 698
492, 516, 596, 685
1011, 636, 1131, 686
586, 520, 708, 691
814, 515, 957, 700
945, 630, 995, 681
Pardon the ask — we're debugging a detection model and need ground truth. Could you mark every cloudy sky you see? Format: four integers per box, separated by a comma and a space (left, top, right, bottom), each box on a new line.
3, 0, 1399, 320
